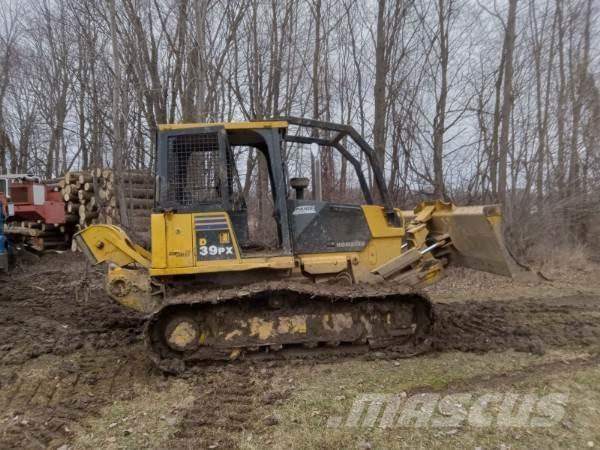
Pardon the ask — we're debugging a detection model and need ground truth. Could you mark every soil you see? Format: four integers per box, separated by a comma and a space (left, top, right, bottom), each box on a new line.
434, 296, 600, 354
0, 252, 599, 449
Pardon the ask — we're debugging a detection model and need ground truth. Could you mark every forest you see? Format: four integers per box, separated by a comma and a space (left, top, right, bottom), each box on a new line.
0, 0, 597, 253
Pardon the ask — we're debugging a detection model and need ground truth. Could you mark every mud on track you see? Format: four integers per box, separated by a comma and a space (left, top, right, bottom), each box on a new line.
0, 252, 599, 448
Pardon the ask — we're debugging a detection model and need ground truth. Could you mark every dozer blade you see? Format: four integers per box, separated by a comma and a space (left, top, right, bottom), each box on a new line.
404, 202, 531, 279
428, 204, 528, 278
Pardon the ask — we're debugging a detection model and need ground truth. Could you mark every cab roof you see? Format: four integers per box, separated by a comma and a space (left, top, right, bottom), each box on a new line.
157, 121, 288, 132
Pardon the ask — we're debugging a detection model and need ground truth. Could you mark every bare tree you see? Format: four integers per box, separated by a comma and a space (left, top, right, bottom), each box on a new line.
497, 0, 518, 204
108, 0, 129, 228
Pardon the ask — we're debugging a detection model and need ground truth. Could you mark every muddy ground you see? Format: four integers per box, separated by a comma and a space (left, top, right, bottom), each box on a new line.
1, 253, 599, 449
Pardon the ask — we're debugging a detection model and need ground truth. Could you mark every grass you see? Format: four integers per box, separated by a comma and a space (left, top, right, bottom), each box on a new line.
251, 350, 599, 450
70, 380, 194, 450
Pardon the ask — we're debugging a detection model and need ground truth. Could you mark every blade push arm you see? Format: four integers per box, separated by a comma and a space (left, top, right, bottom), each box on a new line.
75, 224, 151, 268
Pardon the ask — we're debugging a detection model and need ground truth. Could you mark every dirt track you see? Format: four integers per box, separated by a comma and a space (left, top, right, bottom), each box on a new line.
1, 253, 599, 449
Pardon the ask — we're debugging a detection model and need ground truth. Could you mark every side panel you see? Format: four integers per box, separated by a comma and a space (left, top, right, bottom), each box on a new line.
165, 214, 194, 268
149, 211, 295, 276
362, 205, 404, 238
152, 206, 405, 282
289, 200, 371, 254
151, 214, 167, 268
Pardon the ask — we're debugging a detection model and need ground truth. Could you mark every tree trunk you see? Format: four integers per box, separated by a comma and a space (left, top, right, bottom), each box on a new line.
373, 0, 387, 174
497, 0, 518, 205
432, 0, 450, 199
109, 0, 129, 228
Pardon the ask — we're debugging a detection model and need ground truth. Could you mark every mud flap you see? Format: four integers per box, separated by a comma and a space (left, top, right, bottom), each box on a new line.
418, 204, 533, 279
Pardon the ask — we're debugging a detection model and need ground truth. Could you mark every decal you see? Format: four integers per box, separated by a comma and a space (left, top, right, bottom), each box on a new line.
194, 215, 229, 231
168, 250, 192, 257
195, 215, 237, 260
335, 241, 367, 248
199, 245, 235, 257
293, 205, 317, 215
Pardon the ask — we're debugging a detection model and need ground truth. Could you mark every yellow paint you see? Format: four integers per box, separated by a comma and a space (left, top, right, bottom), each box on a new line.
416, 264, 444, 287
414, 204, 436, 223
486, 214, 502, 225
199, 332, 207, 345
166, 214, 194, 268
406, 223, 429, 248
151, 214, 167, 268
149, 256, 295, 276
106, 266, 158, 313
224, 329, 242, 341
277, 315, 307, 334
368, 246, 377, 265
75, 225, 151, 268
362, 205, 405, 237
249, 318, 274, 340
300, 254, 348, 275
158, 121, 288, 131
169, 322, 196, 348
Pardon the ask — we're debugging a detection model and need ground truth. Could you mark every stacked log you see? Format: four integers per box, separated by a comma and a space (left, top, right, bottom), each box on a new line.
59, 169, 154, 250
120, 170, 154, 247
59, 169, 117, 228
5, 170, 153, 252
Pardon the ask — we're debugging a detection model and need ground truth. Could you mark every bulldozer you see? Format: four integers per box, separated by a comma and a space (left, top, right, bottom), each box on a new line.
75, 117, 526, 372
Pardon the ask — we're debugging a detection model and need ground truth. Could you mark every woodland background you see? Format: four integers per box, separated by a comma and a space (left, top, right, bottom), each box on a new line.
0, 0, 598, 255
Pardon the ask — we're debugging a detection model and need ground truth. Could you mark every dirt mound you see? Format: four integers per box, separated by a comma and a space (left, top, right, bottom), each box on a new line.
434, 295, 600, 354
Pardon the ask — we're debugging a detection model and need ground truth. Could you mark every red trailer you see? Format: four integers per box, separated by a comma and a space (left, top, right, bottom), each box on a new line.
1, 175, 69, 251
8, 179, 65, 225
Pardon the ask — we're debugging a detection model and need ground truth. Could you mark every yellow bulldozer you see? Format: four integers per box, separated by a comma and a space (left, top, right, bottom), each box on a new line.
76, 117, 527, 372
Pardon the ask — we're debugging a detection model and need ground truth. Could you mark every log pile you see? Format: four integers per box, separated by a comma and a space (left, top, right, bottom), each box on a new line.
58, 169, 154, 249
120, 171, 154, 247
4, 169, 153, 252
59, 169, 117, 229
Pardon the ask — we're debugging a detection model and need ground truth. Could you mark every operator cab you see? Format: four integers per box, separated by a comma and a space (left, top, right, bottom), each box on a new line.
155, 119, 396, 259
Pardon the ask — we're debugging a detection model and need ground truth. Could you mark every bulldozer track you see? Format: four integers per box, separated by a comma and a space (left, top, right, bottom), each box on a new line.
145, 280, 435, 373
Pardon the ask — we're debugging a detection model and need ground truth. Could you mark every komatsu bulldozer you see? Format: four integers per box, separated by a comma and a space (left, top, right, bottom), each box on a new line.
76, 117, 526, 372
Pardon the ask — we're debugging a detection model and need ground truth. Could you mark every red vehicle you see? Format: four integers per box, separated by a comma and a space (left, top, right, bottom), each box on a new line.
0, 175, 65, 225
